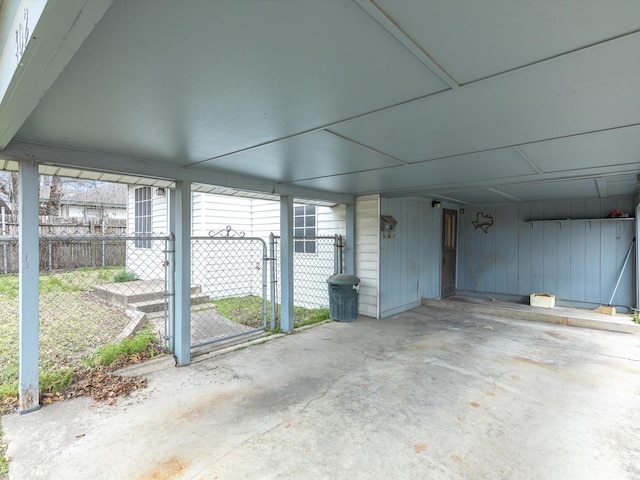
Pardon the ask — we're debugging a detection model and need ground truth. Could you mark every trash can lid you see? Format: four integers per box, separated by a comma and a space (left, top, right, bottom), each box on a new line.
327, 274, 360, 285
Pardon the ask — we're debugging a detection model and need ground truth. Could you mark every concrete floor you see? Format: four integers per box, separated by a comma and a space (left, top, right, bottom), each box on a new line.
3, 304, 640, 479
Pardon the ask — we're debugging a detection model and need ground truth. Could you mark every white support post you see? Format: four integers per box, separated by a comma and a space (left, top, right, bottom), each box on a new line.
280, 196, 294, 333
345, 203, 356, 274
174, 181, 191, 365
18, 159, 40, 414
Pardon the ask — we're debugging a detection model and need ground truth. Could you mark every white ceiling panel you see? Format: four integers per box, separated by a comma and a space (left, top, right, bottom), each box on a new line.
198, 131, 402, 182
375, 0, 640, 83
598, 174, 639, 198
498, 179, 600, 202
521, 126, 640, 173
332, 32, 640, 163
15, 0, 447, 165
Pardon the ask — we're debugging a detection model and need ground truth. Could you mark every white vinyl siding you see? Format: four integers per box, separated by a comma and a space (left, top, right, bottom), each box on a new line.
355, 194, 380, 318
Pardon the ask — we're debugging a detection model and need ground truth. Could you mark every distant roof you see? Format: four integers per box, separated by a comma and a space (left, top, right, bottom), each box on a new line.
65, 182, 127, 206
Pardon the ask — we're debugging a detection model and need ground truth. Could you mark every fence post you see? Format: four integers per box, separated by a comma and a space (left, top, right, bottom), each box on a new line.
101, 219, 106, 267
166, 233, 175, 353
262, 241, 268, 329
269, 232, 277, 330
333, 234, 344, 274
339, 235, 344, 273
1, 207, 7, 274
48, 240, 53, 272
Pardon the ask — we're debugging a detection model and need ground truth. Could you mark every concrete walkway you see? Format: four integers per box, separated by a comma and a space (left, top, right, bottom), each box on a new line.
3, 305, 640, 479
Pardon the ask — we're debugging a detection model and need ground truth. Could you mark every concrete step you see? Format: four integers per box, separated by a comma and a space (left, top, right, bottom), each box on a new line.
130, 293, 211, 313
421, 297, 640, 336
93, 279, 202, 307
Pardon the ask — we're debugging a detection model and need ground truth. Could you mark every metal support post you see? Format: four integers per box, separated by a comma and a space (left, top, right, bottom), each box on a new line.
280, 196, 294, 333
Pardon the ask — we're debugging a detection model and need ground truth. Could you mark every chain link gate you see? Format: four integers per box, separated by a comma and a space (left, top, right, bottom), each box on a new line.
189, 227, 269, 348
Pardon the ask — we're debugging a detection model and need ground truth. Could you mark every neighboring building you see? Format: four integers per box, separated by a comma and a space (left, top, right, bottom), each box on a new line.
61, 183, 128, 220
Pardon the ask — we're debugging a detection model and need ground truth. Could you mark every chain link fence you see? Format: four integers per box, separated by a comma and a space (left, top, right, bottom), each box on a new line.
1, 228, 347, 387
271, 235, 344, 311
0, 233, 170, 393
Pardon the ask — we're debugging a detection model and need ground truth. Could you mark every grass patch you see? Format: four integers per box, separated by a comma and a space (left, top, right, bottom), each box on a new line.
84, 327, 157, 367
213, 296, 330, 329
39, 367, 74, 394
0, 267, 124, 300
110, 269, 138, 283
0, 275, 18, 300
0, 267, 137, 414
0, 423, 8, 476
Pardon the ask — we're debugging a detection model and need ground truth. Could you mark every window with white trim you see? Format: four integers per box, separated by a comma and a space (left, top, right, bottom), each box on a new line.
134, 186, 152, 248
294, 204, 316, 254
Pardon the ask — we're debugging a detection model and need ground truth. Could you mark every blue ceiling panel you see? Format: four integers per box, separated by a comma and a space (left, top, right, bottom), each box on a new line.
288, 148, 536, 194
521, 126, 640, 173
376, 0, 640, 83
2, 1, 639, 204
198, 131, 402, 183
331, 33, 640, 163
16, 0, 447, 165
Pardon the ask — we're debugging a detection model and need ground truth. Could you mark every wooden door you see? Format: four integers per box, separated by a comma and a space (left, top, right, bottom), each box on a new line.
441, 209, 457, 298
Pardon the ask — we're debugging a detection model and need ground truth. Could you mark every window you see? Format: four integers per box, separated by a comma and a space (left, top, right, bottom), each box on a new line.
294, 204, 316, 254
134, 186, 152, 248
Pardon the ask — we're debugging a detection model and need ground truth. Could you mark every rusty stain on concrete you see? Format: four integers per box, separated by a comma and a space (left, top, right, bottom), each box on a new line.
469, 402, 480, 408
139, 456, 190, 480
414, 443, 428, 453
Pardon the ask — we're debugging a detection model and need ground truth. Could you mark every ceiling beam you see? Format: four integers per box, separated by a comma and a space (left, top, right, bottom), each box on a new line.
595, 177, 608, 198
0, 140, 355, 205
487, 188, 522, 202
513, 146, 543, 174
354, 0, 459, 89
0, 0, 113, 149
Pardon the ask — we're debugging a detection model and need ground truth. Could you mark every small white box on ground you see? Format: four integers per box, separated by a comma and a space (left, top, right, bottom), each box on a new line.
530, 293, 556, 308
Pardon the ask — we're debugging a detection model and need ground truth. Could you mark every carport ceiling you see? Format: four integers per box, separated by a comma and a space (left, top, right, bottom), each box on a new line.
2, 0, 640, 204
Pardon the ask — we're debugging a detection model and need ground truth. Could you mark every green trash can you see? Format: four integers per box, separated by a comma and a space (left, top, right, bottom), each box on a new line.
327, 274, 360, 322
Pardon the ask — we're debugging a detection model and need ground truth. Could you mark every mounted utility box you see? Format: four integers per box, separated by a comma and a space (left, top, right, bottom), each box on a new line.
530, 293, 556, 308
327, 274, 360, 322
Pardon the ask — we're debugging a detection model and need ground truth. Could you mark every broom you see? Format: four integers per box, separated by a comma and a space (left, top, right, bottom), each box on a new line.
594, 236, 635, 315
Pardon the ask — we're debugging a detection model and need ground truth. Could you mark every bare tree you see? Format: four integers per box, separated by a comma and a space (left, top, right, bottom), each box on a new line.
0, 171, 13, 213
40, 175, 63, 215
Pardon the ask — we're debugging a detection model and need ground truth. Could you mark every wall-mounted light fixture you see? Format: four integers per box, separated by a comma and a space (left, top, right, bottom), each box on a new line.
431, 200, 442, 208
156, 187, 166, 196
380, 215, 397, 238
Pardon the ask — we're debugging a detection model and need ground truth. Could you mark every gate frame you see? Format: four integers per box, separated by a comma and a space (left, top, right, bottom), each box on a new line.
186, 234, 269, 349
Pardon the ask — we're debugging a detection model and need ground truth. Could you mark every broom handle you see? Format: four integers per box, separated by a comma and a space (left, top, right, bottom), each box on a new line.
608, 237, 635, 305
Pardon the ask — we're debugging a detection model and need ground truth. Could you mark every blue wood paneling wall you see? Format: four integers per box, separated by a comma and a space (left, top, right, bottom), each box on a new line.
379, 197, 441, 317
457, 197, 636, 310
